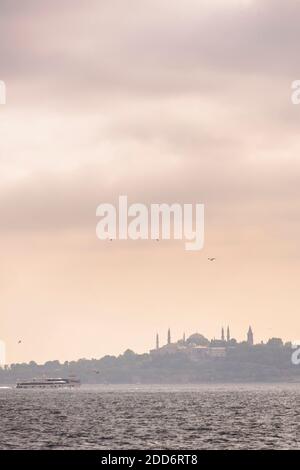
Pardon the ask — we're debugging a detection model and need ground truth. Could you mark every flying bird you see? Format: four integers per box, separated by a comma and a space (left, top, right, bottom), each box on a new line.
18, 340, 22, 344
208, 258, 216, 261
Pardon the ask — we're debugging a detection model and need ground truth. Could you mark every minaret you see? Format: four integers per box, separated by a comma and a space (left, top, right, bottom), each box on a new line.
156, 333, 159, 350
221, 327, 225, 341
183, 332, 186, 343
167, 328, 171, 345
227, 326, 230, 342
247, 326, 254, 346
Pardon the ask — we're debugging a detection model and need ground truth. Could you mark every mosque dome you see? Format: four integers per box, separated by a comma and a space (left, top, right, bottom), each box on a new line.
186, 333, 210, 346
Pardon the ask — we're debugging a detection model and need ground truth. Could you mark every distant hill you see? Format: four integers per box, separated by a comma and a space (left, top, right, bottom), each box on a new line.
1, 342, 300, 384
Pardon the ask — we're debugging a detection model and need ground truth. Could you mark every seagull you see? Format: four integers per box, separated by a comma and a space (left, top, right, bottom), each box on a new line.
208, 258, 216, 261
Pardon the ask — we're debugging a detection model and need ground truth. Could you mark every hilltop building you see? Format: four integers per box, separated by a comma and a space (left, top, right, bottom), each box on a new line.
150, 326, 255, 361
156, 333, 159, 350
247, 326, 254, 346
227, 326, 230, 342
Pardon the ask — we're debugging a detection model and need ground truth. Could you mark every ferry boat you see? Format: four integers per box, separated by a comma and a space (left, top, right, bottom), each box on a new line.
16, 376, 81, 389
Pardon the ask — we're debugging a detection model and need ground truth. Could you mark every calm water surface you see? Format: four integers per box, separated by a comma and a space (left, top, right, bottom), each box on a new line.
0, 384, 299, 449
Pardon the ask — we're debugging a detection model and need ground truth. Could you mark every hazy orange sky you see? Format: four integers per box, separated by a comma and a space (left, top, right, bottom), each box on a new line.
1, 0, 300, 364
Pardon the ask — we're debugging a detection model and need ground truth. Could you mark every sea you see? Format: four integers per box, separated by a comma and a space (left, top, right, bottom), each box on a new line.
0, 384, 299, 450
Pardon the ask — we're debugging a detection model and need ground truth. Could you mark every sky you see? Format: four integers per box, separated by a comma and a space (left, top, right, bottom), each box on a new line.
1, 0, 300, 364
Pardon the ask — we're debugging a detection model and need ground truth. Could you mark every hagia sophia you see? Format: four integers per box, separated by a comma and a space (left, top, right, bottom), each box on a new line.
150, 326, 254, 360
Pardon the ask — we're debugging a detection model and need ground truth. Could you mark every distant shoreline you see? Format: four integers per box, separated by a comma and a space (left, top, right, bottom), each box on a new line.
2, 381, 300, 388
